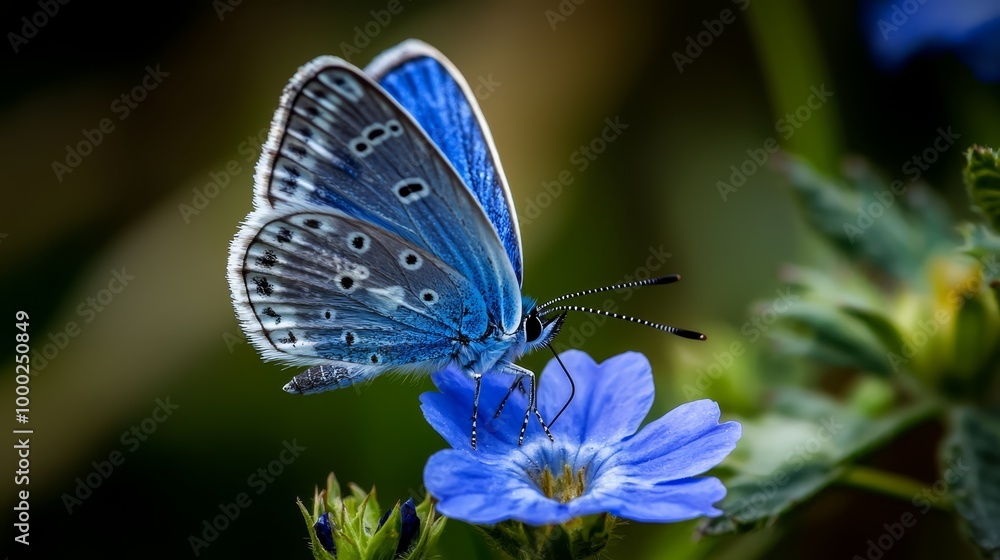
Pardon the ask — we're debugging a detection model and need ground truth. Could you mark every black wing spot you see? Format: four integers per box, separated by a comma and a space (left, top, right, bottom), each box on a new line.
298, 126, 313, 139
304, 219, 321, 229
277, 228, 293, 244
279, 175, 298, 194
262, 306, 281, 324
344, 331, 355, 346
251, 277, 274, 297
352, 235, 366, 249
388, 122, 401, 134
278, 331, 298, 345
339, 276, 354, 290
333, 76, 346, 86
286, 166, 301, 177
397, 182, 424, 198
325, 310, 331, 319
305, 105, 319, 117
354, 141, 369, 153
406, 254, 417, 265
367, 127, 385, 141
370, 354, 379, 364
311, 88, 327, 99
288, 144, 307, 157
256, 250, 278, 268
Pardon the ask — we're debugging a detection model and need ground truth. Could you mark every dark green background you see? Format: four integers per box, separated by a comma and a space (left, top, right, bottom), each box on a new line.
2, 0, 996, 557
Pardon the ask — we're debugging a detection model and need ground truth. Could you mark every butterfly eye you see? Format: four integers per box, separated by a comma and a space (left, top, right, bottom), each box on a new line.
525, 315, 543, 343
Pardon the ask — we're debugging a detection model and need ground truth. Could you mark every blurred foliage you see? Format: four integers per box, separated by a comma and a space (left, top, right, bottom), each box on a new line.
698, 148, 1000, 559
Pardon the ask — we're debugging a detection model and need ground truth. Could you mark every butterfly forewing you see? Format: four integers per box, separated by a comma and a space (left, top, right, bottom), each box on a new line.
250, 57, 520, 338
240, 210, 470, 367
366, 40, 524, 285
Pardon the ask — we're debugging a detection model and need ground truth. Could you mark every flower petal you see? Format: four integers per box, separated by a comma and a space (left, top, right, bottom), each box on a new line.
424, 450, 574, 524
420, 367, 540, 453
537, 350, 654, 445
576, 476, 728, 522
607, 399, 742, 482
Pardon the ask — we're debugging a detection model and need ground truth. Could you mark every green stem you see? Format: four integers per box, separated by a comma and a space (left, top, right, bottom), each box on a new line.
744, 0, 841, 174
837, 466, 951, 512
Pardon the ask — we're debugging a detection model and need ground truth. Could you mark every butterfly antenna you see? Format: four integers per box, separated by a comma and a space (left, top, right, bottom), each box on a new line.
537, 275, 682, 312
543, 305, 707, 340
547, 345, 575, 428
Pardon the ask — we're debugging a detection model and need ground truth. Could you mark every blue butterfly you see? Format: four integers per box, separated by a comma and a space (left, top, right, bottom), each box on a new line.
227, 40, 703, 448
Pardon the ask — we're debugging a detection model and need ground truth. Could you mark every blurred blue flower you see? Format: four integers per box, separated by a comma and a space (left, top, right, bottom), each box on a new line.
864, 0, 1000, 81
420, 351, 742, 525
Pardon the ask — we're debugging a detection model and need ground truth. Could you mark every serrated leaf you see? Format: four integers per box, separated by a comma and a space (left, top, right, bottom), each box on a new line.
841, 305, 904, 356
698, 462, 844, 535
705, 392, 940, 535
942, 406, 1000, 558
772, 301, 893, 375
965, 146, 1000, 233
782, 156, 921, 278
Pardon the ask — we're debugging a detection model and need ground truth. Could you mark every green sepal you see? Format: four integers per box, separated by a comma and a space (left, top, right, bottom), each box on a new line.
478, 513, 616, 560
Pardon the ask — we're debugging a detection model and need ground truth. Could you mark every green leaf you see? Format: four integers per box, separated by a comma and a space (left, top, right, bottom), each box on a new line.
703, 390, 940, 534
772, 301, 893, 376
781, 156, 922, 278
840, 305, 904, 357
698, 462, 844, 535
942, 406, 1000, 558
965, 146, 1000, 233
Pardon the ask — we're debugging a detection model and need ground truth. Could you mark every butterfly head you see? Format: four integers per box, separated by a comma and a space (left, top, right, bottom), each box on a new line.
520, 297, 567, 353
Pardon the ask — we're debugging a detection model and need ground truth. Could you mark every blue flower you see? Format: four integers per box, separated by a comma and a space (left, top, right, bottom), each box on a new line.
420, 351, 742, 525
864, 0, 1000, 81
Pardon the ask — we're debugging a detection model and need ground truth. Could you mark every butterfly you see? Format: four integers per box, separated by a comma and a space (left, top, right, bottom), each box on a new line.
227, 39, 704, 448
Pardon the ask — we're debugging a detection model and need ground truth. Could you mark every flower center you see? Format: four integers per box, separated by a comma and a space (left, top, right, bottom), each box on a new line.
532, 463, 587, 504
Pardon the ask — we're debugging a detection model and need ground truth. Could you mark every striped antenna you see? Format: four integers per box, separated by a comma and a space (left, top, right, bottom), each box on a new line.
537, 274, 681, 312
542, 304, 706, 340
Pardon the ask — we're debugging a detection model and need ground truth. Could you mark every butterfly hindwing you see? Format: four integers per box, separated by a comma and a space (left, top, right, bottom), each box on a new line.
366, 39, 524, 286
237, 210, 471, 369
249, 56, 521, 338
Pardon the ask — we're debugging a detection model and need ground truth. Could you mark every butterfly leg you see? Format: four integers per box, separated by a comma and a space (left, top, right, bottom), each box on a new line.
471, 372, 483, 450
501, 364, 554, 446
493, 375, 525, 419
